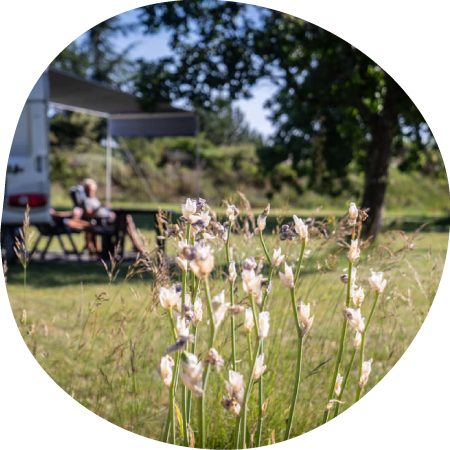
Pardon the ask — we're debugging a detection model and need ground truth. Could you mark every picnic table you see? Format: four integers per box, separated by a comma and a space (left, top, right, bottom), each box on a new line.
33, 208, 171, 261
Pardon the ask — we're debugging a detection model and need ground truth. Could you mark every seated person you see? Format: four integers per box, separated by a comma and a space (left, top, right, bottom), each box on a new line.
72, 178, 115, 223
51, 178, 115, 256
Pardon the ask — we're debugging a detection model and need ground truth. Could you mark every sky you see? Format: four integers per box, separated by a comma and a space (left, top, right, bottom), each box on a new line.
76, 7, 277, 137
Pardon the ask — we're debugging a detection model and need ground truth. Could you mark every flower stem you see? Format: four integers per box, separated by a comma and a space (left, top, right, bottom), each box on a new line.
186, 279, 201, 428
199, 277, 216, 448
333, 348, 356, 418
284, 333, 303, 440
225, 226, 237, 371
356, 292, 380, 401
240, 341, 263, 449
322, 261, 353, 424
283, 288, 303, 440
247, 332, 253, 366
259, 230, 271, 265
294, 239, 306, 285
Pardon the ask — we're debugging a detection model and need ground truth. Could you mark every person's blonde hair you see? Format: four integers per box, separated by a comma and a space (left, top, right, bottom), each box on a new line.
83, 178, 97, 191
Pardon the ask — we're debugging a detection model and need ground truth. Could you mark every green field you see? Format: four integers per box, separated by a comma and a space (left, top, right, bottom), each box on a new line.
5, 209, 448, 447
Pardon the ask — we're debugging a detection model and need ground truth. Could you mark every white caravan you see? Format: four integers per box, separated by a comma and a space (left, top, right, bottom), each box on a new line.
2, 71, 51, 262
1, 67, 197, 262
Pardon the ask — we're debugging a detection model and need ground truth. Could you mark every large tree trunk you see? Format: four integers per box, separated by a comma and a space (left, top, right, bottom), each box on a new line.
362, 80, 400, 239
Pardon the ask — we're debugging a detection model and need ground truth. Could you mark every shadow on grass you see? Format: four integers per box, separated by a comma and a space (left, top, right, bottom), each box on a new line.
5, 262, 154, 288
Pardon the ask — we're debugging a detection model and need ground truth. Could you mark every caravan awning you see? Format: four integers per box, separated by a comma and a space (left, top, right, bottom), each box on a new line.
48, 67, 197, 137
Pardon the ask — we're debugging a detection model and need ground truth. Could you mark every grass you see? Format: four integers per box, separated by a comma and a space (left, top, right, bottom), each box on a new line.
5, 216, 447, 447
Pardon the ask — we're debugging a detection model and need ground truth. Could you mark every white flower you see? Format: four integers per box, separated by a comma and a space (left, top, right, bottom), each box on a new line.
176, 316, 189, 338
297, 302, 314, 337
258, 311, 270, 341
221, 397, 241, 417
354, 331, 362, 350
359, 358, 373, 388
348, 239, 360, 263
352, 286, 365, 308
257, 204, 270, 232
279, 263, 294, 290
212, 290, 230, 328
229, 261, 237, 283
225, 370, 245, 406
182, 198, 197, 221
343, 307, 365, 333
252, 354, 267, 380
190, 209, 211, 226
368, 270, 387, 293
226, 204, 240, 223
334, 373, 343, 396
271, 248, 285, 268
257, 215, 267, 232
229, 305, 245, 315
180, 352, 204, 397
160, 355, 175, 388
176, 256, 188, 272
242, 268, 263, 294
192, 297, 203, 327
349, 202, 358, 225
160, 285, 181, 310
190, 245, 215, 279
242, 257, 257, 270
204, 348, 225, 367
244, 308, 254, 333
293, 215, 308, 241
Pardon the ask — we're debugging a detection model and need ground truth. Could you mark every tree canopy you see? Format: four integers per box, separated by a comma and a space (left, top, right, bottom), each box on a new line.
136, 1, 438, 236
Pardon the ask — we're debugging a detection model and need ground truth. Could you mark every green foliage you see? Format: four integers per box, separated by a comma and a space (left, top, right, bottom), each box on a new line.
52, 17, 136, 87
135, 1, 445, 235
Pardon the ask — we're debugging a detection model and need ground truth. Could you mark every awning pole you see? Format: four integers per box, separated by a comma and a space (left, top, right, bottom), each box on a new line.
195, 114, 200, 198
106, 118, 112, 204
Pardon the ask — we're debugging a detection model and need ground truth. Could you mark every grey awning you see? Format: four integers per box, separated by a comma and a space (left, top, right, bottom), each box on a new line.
48, 67, 197, 137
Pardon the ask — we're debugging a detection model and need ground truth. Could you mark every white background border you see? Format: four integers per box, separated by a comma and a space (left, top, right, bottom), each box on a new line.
1, 1, 449, 449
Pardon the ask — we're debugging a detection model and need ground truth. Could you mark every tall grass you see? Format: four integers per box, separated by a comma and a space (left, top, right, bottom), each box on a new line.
6, 196, 446, 448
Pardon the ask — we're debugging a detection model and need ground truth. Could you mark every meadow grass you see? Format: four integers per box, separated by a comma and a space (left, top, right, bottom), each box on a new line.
6, 220, 447, 448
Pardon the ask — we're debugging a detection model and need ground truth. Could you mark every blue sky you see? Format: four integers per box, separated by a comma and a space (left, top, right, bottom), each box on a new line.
76, 8, 277, 137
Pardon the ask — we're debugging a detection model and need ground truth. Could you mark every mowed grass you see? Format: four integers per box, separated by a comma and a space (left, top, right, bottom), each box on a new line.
5, 229, 448, 447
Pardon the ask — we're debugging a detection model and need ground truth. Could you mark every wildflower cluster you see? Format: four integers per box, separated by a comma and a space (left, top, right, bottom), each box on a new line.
155, 197, 386, 447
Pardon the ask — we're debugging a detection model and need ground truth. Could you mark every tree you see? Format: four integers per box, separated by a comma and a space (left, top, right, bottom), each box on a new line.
197, 97, 263, 146
52, 17, 136, 88
136, 1, 434, 237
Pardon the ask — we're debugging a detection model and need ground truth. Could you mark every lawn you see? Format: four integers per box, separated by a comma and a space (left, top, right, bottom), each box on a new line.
5, 217, 448, 447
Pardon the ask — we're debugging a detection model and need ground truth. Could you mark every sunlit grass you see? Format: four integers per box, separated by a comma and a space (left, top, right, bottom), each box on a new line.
6, 224, 446, 446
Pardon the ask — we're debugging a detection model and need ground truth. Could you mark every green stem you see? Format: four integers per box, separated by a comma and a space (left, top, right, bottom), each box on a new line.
23, 266, 27, 310
284, 334, 303, 440
294, 239, 306, 284
333, 348, 356, 418
186, 280, 200, 429
261, 268, 273, 310
234, 416, 241, 449
356, 292, 380, 401
247, 332, 253, 367
256, 341, 264, 447
199, 277, 216, 448
259, 230, 271, 265
249, 292, 260, 339
225, 225, 237, 371
163, 400, 172, 443
322, 261, 353, 424
289, 289, 302, 336
355, 333, 366, 402
240, 341, 263, 449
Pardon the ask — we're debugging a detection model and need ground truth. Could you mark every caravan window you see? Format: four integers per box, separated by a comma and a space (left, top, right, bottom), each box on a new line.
10, 107, 29, 156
